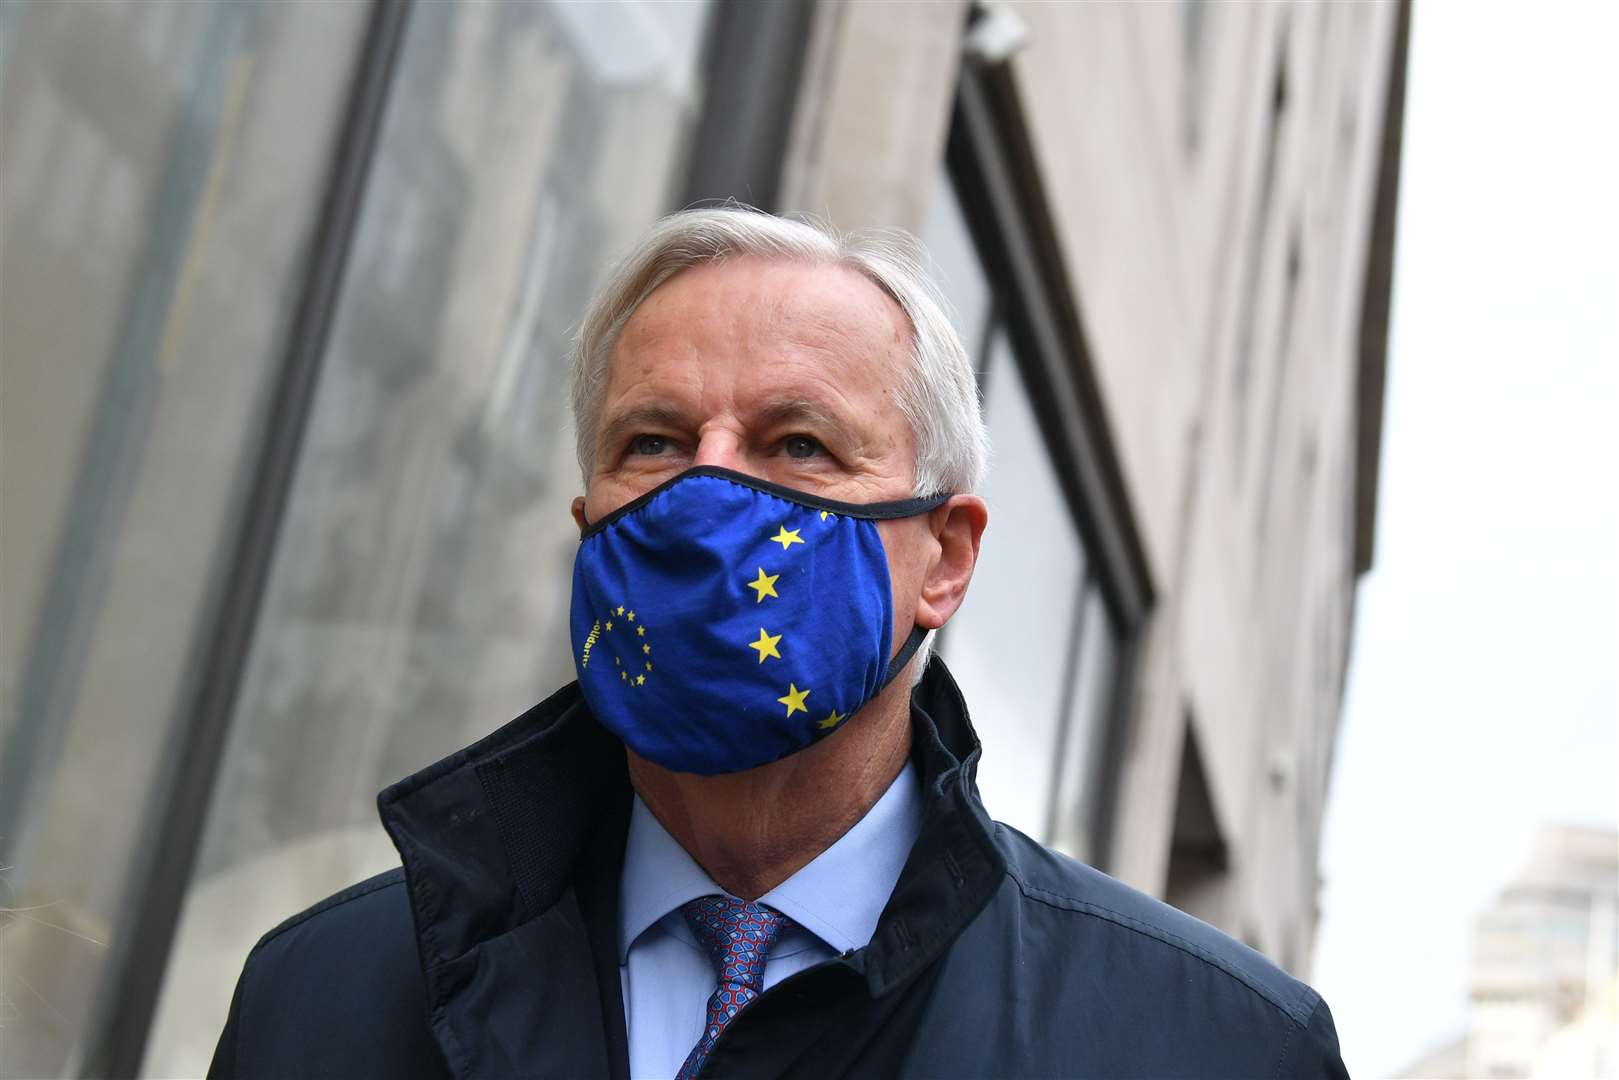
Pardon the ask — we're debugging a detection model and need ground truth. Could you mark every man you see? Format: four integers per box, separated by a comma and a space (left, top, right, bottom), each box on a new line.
211, 209, 1348, 1078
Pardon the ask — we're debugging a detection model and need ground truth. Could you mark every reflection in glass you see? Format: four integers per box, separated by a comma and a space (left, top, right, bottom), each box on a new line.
142, 3, 713, 1073
0, 2, 366, 1073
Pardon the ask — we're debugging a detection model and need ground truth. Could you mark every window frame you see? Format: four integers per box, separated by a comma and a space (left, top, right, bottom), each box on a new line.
942, 55, 1155, 871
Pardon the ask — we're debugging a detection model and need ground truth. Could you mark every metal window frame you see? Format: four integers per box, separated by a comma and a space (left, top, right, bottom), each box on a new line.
680, 0, 816, 210
75, 0, 817, 1070
948, 66, 1152, 629
79, 2, 413, 1073
1352, 0, 1410, 576
946, 56, 1154, 871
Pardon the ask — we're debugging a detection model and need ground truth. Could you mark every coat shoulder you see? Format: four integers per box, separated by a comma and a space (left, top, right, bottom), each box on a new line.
905, 823, 1348, 1077
994, 824, 1323, 1023
991, 823, 1348, 1080
252, 867, 412, 954
212, 868, 447, 1079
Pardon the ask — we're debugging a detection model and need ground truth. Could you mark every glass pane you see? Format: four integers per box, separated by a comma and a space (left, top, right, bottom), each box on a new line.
941, 332, 1086, 842
921, 169, 992, 366
0, 2, 366, 1074
142, 2, 713, 1073
1047, 587, 1122, 862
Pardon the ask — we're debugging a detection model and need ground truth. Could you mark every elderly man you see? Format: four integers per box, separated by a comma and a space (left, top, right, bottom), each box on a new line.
210, 209, 1347, 1079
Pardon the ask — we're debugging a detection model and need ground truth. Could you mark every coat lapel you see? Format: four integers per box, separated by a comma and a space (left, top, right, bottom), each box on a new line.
375, 661, 1000, 1080
378, 682, 632, 1079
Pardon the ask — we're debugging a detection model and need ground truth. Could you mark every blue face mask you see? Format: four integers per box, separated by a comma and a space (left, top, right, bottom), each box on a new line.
570, 466, 949, 775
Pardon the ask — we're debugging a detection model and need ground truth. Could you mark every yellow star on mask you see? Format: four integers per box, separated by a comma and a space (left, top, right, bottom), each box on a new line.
637, 625, 646, 637
616, 605, 625, 615
819, 510, 832, 521
636, 674, 646, 686
605, 620, 614, 632
642, 643, 651, 654
747, 567, 779, 602
770, 525, 804, 550
749, 628, 783, 663
777, 683, 810, 717
627, 610, 636, 622
818, 709, 846, 730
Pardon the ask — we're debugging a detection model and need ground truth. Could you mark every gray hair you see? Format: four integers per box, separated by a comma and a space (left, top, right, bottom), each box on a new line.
568, 207, 990, 497
567, 207, 990, 683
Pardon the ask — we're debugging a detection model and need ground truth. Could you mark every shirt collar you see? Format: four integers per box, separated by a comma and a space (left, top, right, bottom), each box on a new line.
617, 796, 719, 965
382, 658, 1007, 1012
617, 761, 923, 964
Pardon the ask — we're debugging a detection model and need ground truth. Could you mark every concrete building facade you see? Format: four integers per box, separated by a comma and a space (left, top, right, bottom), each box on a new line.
774, 0, 1408, 973
0, 2, 1406, 1075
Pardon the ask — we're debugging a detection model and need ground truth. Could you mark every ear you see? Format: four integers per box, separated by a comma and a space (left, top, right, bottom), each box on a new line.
914, 494, 988, 631
571, 496, 588, 535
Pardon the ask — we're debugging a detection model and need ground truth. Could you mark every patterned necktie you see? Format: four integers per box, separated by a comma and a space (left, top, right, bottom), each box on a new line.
676, 895, 792, 1080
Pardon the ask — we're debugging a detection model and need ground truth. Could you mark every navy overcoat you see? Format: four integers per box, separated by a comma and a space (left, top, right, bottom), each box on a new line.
210, 661, 1348, 1078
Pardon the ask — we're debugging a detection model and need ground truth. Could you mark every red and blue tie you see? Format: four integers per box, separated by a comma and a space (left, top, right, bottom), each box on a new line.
676, 895, 792, 1079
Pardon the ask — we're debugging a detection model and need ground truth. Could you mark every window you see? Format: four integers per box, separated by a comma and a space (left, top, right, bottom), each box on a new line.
943, 329, 1090, 839
922, 162, 1129, 864
136, 4, 716, 1074
0, 2, 370, 1073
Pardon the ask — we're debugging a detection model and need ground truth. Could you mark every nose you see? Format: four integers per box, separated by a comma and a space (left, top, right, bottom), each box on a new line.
691, 426, 748, 474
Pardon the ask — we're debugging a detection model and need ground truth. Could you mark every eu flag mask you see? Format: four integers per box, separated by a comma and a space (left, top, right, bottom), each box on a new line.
570, 466, 950, 775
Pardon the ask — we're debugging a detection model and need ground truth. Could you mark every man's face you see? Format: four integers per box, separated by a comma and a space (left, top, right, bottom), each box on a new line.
575, 255, 943, 648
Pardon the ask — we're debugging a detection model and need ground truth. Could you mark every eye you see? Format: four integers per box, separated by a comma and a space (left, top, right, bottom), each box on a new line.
630, 434, 670, 456
783, 435, 822, 460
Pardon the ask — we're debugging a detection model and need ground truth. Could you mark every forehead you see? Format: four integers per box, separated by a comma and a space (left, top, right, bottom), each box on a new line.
604, 256, 913, 414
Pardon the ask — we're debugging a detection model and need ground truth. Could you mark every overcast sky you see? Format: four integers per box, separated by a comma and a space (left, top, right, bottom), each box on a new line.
1310, 1, 1619, 1075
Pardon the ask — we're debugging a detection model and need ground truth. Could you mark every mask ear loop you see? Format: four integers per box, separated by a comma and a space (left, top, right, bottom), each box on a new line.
876, 625, 930, 692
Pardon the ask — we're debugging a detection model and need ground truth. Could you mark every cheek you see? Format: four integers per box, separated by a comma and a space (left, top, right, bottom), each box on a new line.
584, 479, 639, 523
873, 518, 927, 630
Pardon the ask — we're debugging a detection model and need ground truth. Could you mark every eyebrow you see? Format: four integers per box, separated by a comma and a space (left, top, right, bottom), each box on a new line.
752, 398, 850, 436
597, 403, 692, 455
595, 397, 859, 455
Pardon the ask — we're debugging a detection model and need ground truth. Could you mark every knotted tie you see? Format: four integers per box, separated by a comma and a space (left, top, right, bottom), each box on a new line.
676, 895, 792, 1080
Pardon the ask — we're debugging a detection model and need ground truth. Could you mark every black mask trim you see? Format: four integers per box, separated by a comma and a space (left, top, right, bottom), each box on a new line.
579, 465, 952, 539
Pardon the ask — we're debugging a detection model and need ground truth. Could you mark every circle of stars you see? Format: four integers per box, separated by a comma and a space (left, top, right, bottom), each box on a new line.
603, 604, 653, 689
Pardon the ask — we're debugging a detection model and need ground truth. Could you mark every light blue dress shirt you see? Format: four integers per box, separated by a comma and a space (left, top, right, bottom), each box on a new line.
618, 762, 923, 1080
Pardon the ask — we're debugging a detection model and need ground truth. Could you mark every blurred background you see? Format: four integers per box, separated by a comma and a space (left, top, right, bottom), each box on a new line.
0, 1, 1611, 1077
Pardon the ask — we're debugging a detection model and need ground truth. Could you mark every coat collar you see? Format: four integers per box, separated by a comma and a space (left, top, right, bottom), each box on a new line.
377, 660, 1006, 1069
